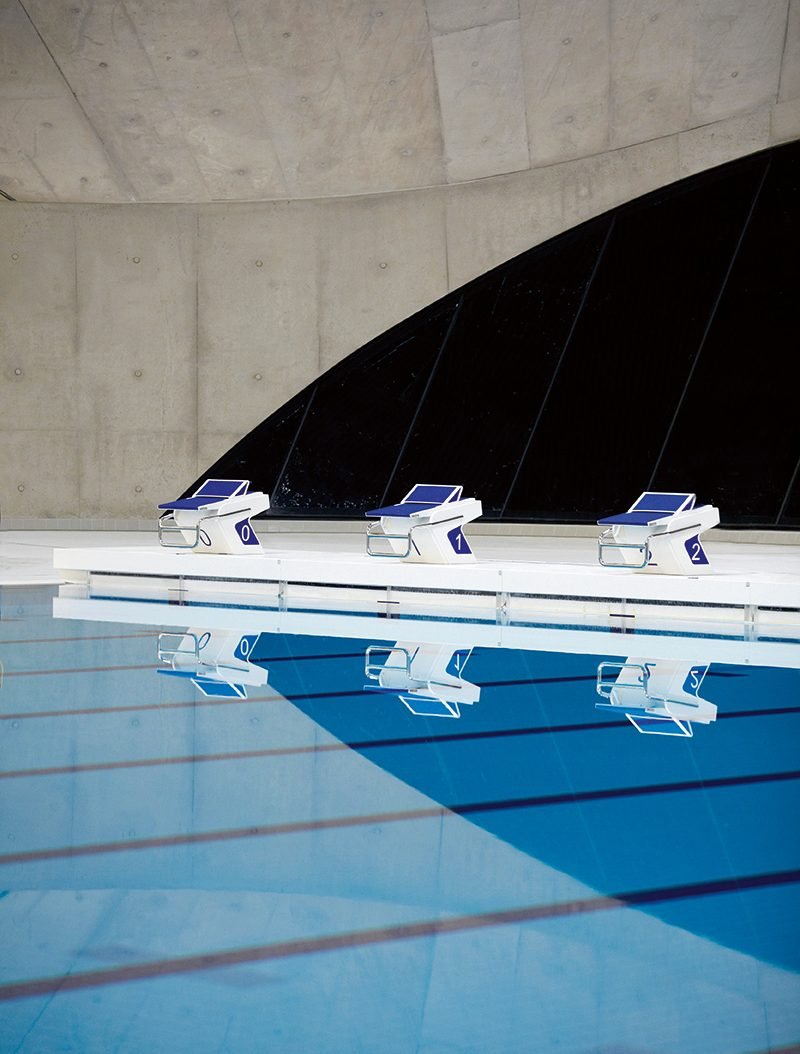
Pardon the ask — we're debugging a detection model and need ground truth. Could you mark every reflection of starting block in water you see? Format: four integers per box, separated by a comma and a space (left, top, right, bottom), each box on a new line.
365, 484, 481, 563
364, 643, 480, 718
596, 658, 717, 737
157, 629, 268, 698
597, 492, 719, 574
158, 479, 270, 554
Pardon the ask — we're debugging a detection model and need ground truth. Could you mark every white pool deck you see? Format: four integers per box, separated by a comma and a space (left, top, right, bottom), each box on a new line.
1, 526, 796, 631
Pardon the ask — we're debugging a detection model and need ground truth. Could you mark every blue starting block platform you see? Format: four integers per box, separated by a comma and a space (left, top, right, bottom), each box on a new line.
158, 478, 269, 554
365, 484, 482, 563
598, 492, 720, 574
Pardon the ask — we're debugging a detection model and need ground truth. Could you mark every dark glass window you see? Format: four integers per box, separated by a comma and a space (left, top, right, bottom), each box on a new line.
654, 149, 800, 525
505, 157, 767, 521
391, 221, 610, 516
272, 306, 454, 513
185, 390, 309, 505
200, 141, 800, 529
778, 465, 800, 527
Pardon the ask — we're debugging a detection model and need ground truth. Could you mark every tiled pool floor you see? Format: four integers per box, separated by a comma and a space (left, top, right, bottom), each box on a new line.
0, 534, 798, 1053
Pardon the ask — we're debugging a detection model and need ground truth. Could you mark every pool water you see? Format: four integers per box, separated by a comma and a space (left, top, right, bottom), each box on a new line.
0, 585, 798, 1053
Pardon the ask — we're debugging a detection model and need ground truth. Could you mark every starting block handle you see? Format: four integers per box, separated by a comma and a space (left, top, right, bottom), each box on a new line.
157, 631, 202, 663
596, 660, 650, 697
366, 521, 415, 558
158, 513, 202, 549
364, 645, 412, 679
597, 528, 651, 568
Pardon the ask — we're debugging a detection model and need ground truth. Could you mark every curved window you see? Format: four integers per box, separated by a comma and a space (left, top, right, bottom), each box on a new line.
196, 140, 800, 528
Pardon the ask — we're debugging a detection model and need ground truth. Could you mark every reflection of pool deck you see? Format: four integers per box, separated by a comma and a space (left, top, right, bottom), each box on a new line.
53, 592, 800, 670
50, 530, 800, 633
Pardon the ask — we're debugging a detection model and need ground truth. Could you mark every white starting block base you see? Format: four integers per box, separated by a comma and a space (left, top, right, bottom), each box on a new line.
53, 539, 800, 634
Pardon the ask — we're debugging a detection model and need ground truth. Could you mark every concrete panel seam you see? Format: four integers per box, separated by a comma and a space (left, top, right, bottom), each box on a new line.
778, 0, 794, 102
16, 0, 136, 200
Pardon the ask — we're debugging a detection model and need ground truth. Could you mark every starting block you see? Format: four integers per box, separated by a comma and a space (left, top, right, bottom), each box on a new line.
157, 479, 269, 554
156, 628, 268, 698
363, 643, 480, 719
595, 658, 716, 737
365, 484, 482, 563
597, 492, 719, 574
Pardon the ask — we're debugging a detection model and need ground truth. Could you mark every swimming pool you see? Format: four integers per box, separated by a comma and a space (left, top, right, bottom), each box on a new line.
1, 585, 798, 1053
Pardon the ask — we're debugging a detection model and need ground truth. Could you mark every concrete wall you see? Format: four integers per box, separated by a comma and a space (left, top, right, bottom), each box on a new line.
3, 117, 800, 523
2, 0, 799, 521
1, 0, 799, 204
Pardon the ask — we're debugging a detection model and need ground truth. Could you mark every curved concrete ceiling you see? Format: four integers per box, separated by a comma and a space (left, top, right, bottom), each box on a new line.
1, 0, 799, 204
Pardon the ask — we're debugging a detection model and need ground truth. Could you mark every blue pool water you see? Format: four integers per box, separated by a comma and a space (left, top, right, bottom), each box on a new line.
0, 586, 799, 1053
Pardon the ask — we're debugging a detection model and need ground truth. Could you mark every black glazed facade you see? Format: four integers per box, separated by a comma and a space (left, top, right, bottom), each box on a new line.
192, 140, 800, 528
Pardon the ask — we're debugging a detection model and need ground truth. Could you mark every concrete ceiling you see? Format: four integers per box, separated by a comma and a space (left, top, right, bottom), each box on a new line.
1, 0, 798, 204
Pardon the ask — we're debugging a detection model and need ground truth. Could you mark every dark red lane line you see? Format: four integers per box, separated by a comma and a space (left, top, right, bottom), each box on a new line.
0, 686, 365, 722
0, 694, 284, 721
0, 633, 158, 645
0, 718, 631, 778
0, 652, 360, 684
0, 741, 347, 779
1, 705, 799, 774
4, 664, 797, 721
2, 664, 157, 678
0, 866, 797, 1002
0, 804, 446, 865
1, 769, 797, 867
